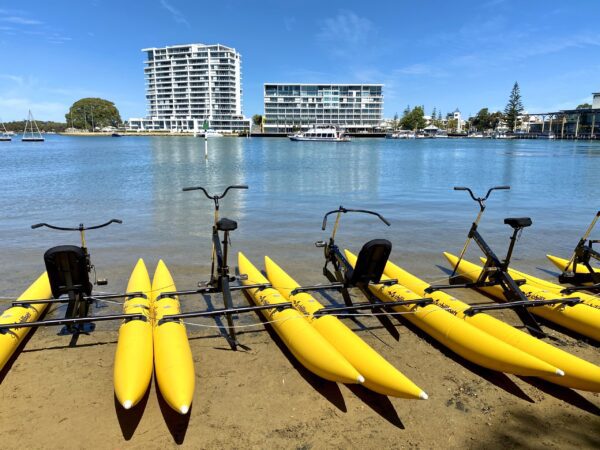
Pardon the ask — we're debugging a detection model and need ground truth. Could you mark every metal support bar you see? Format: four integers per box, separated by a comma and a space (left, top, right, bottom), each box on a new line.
425, 280, 501, 293
561, 283, 600, 294
0, 312, 146, 331
313, 298, 432, 316
157, 297, 434, 326
221, 276, 236, 346
230, 283, 272, 292
11, 291, 146, 307
291, 279, 399, 296
291, 283, 344, 295
158, 302, 294, 325
11, 298, 71, 307
156, 283, 272, 300
464, 297, 580, 316
88, 292, 147, 300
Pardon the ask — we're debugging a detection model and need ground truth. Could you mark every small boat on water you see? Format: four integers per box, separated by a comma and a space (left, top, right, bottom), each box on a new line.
111, 133, 122, 137
289, 126, 350, 142
22, 110, 44, 142
0, 126, 11, 142
386, 130, 415, 139
197, 129, 223, 138
538, 132, 556, 140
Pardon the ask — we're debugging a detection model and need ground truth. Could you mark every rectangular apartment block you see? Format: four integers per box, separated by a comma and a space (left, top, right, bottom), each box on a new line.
263, 84, 384, 133
128, 43, 250, 133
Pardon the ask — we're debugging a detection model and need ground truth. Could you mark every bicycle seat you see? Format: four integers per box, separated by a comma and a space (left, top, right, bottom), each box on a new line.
217, 218, 238, 232
504, 217, 532, 229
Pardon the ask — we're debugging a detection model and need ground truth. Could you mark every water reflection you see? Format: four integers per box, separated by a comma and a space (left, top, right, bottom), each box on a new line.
2, 135, 600, 295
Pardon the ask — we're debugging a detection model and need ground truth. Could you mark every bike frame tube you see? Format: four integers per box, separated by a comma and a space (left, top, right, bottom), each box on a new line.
565, 211, 600, 271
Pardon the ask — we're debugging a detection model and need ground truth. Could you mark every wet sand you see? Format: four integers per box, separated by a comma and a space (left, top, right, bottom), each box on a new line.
1, 287, 599, 449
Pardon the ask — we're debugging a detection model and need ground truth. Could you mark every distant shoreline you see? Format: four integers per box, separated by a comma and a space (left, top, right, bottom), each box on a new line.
57, 131, 389, 138
58, 131, 237, 137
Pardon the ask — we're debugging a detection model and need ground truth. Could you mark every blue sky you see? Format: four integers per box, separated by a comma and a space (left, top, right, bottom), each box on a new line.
1, 0, 599, 122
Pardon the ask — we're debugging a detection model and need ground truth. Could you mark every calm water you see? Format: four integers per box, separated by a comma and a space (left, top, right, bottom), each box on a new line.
1, 135, 600, 301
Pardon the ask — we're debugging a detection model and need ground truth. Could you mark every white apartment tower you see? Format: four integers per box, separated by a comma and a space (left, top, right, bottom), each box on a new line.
128, 43, 250, 132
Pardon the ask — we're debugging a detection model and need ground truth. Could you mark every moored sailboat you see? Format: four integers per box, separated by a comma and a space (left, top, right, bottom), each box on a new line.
0, 119, 11, 141
22, 110, 45, 142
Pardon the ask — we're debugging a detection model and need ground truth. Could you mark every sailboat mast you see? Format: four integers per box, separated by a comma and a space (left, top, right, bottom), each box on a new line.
33, 111, 42, 137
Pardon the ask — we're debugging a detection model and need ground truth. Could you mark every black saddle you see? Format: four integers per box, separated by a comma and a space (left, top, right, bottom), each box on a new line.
44, 245, 92, 298
216, 218, 238, 232
345, 239, 392, 286
504, 217, 532, 229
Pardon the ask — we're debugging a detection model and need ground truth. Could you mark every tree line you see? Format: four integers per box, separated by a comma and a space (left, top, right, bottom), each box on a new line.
391, 82, 527, 132
2, 120, 68, 132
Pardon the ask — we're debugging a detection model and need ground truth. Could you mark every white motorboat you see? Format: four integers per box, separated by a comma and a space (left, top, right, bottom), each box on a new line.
386, 130, 416, 139
198, 129, 223, 138
289, 126, 350, 142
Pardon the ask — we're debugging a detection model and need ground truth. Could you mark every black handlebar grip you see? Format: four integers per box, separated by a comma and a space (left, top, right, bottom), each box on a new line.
182, 186, 199, 191
231, 185, 248, 189
31, 223, 43, 229
380, 216, 391, 226
494, 185, 510, 190
454, 187, 468, 191
112, 219, 123, 224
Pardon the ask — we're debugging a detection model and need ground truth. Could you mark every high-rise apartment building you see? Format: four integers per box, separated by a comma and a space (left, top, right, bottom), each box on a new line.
263, 84, 384, 133
128, 43, 250, 132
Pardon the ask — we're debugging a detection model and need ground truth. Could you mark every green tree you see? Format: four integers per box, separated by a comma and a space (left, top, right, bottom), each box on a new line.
66, 98, 121, 131
252, 114, 265, 132
470, 108, 505, 131
402, 105, 411, 118
471, 108, 490, 131
400, 106, 426, 130
504, 82, 524, 132
576, 103, 592, 109
392, 112, 399, 130
489, 111, 504, 130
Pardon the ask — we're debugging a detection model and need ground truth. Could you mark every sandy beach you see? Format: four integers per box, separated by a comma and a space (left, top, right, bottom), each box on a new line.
1, 288, 599, 449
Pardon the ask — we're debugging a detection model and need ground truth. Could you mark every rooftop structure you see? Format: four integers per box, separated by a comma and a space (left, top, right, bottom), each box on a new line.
128, 43, 250, 133
263, 83, 384, 133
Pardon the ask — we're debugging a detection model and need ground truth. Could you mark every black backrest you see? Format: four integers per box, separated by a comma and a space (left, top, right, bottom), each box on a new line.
346, 239, 392, 286
44, 245, 91, 298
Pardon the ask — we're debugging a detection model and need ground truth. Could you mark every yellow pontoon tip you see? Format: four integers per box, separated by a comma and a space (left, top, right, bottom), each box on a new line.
556, 369, 565, 377
357, 375, 365, 383
419, 391, 429, 400
179, 405, 189, 415
122, 400, 133, 410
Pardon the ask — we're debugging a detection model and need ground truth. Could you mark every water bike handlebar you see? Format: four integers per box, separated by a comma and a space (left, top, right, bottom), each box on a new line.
454, 185, 510, 210
321, 207, 391, 231
31, 219, 122, 231
182, 185, 248, 200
